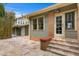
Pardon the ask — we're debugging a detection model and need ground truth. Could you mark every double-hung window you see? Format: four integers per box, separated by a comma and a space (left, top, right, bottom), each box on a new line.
32, 16, 44, 30
32, 18, 37, 30
38, 17, 44, 30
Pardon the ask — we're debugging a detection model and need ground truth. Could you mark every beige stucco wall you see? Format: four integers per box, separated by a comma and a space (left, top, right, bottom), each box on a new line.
47, 12, 54, 38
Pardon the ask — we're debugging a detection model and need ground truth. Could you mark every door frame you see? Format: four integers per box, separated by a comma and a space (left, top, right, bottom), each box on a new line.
54, 13, 65, 39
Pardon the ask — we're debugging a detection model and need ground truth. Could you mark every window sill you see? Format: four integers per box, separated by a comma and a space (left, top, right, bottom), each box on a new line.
32, 29, 45, 31
66, 29, 76, 31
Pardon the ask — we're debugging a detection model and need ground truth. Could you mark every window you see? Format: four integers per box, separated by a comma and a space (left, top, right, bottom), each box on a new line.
56, 16, 62, 34
32, 18, 37, 30
32, 16, 44, 30
23, 21, 24, 24
17, 20, 19, 24
65, 11, 75, 30
38, 17, 44, 30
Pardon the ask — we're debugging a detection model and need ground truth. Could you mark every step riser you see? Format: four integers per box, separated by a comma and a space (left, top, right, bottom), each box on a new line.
47, 40, 79, 56
48, 46, 79, 56
50, 43, 79, 50
47, 49, 66, 56
51, 40, 79, 44
49, 44, 79, 54
47, 48, 76, 56
50, 41, 79, 47
52, 39, 78, 43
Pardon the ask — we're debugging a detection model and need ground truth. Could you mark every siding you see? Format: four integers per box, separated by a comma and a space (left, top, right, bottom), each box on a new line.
65, 30, 77, 39
77, 4, 79, 40
30, 14, 48, 38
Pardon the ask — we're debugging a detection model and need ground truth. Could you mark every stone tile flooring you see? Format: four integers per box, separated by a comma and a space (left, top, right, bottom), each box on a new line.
0, 36, 55, 56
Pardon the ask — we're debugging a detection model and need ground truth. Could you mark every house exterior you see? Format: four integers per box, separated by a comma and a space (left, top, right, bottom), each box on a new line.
27, 3, 79, 41
12, 16, 29, 37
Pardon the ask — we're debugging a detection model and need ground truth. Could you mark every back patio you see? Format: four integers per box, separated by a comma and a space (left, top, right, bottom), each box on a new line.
0, 36, 57, 56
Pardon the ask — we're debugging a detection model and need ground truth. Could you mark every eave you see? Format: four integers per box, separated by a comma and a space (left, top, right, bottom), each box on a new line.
26, 3, 74, 18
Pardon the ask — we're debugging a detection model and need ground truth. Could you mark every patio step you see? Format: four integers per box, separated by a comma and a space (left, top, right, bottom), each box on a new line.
47, 40, 79, 56
50, 40, 79, 48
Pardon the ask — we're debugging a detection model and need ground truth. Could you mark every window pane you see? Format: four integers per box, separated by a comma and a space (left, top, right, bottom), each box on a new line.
33, 19, 37, 30
56, 16, 62, 34
65, 12, 75, 30
38, 17, 44, 30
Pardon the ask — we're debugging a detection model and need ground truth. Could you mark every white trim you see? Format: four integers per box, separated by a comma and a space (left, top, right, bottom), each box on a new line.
43, 16, 45, 30
31, 17, 38, 31
75, 11, 77, 31
37, 18, 39, 30
63, 9, 77, 31
29, 20, 31, 40
54, 13, 65, 39
37, 15, 45, 30
63, 9, 77, 13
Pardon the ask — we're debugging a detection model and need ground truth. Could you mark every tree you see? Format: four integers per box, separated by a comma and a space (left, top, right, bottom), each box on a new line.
2, 12, 15, 39
0, 3, 15, 39
0, 3, 5, 39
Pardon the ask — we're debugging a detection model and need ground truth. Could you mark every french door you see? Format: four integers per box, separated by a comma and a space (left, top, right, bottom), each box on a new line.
54, 14, 65, 39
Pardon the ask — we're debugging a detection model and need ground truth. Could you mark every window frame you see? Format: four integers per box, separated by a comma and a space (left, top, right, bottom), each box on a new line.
65, 11, 75, 30
31, 15, 45, 31
32, 17, 38, 30
63, 9, 77, 31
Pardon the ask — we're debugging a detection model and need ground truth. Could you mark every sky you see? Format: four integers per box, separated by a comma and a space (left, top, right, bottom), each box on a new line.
4, 3, 55, 17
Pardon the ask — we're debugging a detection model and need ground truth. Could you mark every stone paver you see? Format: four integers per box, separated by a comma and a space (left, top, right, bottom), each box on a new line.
0, 36, 54, 56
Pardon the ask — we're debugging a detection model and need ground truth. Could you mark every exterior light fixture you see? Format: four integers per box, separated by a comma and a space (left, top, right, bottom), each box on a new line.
54, 9, 61, 13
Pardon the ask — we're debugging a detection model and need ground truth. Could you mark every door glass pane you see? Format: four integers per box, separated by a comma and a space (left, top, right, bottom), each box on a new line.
56, 16, 62, 34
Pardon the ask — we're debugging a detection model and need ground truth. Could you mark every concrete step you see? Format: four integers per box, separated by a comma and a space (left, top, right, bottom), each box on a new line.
50, 42, 79, 49
48, 43, 79, 54
47, 48, 66, 56
43, 51, 61, 56
47, 45, 79, 56
47, 47, 70, 56
46, 39, 79, 56
51, 39, 79, 44
50, 40, 79, 47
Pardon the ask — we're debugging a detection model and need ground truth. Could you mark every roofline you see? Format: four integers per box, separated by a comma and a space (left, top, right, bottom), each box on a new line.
26, 3, 74, 17
16, 15, 27, 19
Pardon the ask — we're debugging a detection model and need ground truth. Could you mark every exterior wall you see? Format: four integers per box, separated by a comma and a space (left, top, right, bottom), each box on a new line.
12, 16, 29, 37
65, 31, 77, 39
13, 17, 29, 27
53, 4, 77, 39
12, 26, 29, 37
30, 3, 78, 40
64, 10, 77, 39
21, 27, 25, 36
65, 10, 77, 39
30, 14, 48, 40
77, 4, 79, 40
47, 12, 54, 38
25, 25, 29, 35
21, 26, 29, 36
